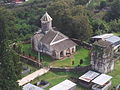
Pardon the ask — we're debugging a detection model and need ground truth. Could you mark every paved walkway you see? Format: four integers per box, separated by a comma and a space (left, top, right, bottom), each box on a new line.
17, 67, 50, 86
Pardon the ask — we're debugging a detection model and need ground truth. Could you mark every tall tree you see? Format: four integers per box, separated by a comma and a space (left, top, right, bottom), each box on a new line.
0, 8, 21, 90
75, 0, 89, 5
48, 3, 92, 41
105, 0, 120, 21
71, 15, 92, 41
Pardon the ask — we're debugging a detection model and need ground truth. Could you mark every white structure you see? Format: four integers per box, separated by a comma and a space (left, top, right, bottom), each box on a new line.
92, 34, 120, 52
79, 71, 112, 90
49, 80, 76, 90
92, 74, 112, 90
79, 70, 100, 82
23, 83, 44, 90
92, 34, 114, 39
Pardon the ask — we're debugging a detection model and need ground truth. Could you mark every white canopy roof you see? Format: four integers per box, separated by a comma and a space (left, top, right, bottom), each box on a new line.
92, 34, 114, 39
105, 35, 120, 44
49, 80, 76, 90
23, 83, 44, 90
79, 70, 100, 82
92, 34, 120, 45
92, 74, 112, 86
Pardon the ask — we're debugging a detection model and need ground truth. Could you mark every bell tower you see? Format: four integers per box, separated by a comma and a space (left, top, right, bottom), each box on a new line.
40, 12, 53, 34
91, 40, 114, 73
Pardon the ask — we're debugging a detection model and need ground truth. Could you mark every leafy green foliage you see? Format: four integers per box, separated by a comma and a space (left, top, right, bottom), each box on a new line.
91, 19, 110, 34
0, 8, 18, 41
48, 1, 92, 41
100, 1, 107, 9
0, 8, 21, 90
108, 19, 120, 33
75, 0, 89, 5
105, 0, 120, 21
12, 7, 46, 40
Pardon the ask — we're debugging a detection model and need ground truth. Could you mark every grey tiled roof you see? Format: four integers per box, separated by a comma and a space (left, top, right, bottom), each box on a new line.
40, 30, 57, 44
32, 33, 44, 41
51, 39, 77, 52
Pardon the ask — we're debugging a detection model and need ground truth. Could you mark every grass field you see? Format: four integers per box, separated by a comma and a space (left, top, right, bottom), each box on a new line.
108, 60, 120, 87
31, 71, 86, 90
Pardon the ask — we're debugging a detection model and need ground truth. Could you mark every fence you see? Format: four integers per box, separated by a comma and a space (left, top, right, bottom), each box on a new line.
20, 55, 41, 68
50, 65, 91, 73
71, 38, 92, 50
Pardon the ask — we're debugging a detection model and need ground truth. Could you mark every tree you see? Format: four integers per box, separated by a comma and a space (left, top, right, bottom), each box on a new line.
0, 42, 21, 90
105, 0, 120, 21
72, 61, 74, 65
91, 19, 110, 35
0, 8, 21, 90
108, 19, 120, 33
100, 1, 107, 9
75, 0, 89, 5
80, 59, 83, 65
110, 0, 120, 19
47, 0, 73, 29
48, 2, 92, 41
71, 15, 92, 41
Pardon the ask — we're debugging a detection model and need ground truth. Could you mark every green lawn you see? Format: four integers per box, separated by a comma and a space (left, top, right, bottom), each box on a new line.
113, 32, 120, 37
31, 71, 86, 90
108, 60, 120, 87
20, 44, 53, 66
20, 44, 90, 67
50, 47, 90, 67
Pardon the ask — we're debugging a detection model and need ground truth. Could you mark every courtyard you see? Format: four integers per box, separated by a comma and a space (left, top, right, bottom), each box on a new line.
20, 44, 90, 67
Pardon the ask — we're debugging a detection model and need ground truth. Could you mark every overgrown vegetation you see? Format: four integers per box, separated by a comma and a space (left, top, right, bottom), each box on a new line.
0, 0, 120, 89
108, 60, 120, 86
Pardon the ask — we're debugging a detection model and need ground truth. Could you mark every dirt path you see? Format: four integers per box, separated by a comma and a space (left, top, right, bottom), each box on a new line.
17, 67, 50, 86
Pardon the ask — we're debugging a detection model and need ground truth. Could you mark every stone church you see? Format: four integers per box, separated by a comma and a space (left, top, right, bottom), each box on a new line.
31, 12, 77, 59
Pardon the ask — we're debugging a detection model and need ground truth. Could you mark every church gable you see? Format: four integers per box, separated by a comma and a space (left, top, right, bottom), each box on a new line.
53, 33, 65, 42
50, 32, 68, 45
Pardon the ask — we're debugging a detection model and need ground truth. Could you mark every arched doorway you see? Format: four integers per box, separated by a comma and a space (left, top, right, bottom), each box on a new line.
60, 51, 64, 58
66, 48, 70, 55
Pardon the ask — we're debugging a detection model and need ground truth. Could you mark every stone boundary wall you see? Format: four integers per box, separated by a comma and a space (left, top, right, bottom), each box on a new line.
50, 65, 91, 73
20, 55, 41, 68
114, 56, 120, 61
71, 38, 92, 50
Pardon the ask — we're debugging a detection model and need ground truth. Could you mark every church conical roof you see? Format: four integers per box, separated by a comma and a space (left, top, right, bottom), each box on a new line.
41, 12, 52, 22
